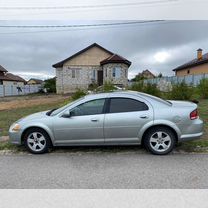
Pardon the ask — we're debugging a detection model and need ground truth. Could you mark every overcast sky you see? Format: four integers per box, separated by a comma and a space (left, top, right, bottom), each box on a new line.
1, 20, 208, 80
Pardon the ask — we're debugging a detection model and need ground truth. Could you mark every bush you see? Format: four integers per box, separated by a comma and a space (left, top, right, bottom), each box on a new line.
143, 83, 161, 97
88, 83, 99, 91
102, 81, 117, 92
72, 89, 87, 100
44, 77, 56, 93
130, 81, 144, 91
197, 78, 208, 99
129, 81, 161, 97
95, 81, 117, 92
169, 82, 193, 100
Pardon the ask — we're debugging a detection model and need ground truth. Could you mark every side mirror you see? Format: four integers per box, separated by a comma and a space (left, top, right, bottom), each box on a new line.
62, 111, 72, 118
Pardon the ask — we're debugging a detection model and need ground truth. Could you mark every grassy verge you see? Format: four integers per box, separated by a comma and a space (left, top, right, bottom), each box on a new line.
0, 100, 67, 136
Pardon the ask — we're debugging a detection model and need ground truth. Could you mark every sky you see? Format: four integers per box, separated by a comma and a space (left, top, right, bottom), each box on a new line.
1, 20, 208, 80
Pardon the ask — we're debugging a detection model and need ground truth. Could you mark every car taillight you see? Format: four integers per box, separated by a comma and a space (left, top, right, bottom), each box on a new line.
190, 109, 198, 120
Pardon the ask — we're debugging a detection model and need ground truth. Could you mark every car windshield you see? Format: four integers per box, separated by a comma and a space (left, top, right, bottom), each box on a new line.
49, 97, 85, 116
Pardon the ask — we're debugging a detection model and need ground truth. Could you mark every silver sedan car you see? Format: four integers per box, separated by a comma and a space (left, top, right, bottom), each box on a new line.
9, 91, 203, 155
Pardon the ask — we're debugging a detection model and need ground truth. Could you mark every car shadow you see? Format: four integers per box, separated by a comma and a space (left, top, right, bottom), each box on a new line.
51, 145, 146, 154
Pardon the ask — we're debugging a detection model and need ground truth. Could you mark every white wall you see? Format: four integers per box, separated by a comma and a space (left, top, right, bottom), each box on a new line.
0, 84, 42, 97
2, 80, 24, 86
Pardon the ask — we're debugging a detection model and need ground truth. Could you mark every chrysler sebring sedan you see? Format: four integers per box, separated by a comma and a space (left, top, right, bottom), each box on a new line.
9, 91, 203, 155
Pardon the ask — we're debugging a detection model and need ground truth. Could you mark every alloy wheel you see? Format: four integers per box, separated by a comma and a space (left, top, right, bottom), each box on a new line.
149, 131, 171, 153
27, 132, 46, 152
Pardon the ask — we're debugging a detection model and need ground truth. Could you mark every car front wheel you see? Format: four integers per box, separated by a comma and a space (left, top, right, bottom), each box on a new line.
24, 128, 51, 154
144, 127, 176, 155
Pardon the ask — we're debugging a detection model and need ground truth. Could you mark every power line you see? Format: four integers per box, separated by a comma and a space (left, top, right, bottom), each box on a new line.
0, 20, 167, 35
0, 0, 178, 10
0, 20, 164, 28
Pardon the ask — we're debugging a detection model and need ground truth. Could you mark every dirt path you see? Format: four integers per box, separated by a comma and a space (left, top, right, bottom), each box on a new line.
0, 94, 69, 111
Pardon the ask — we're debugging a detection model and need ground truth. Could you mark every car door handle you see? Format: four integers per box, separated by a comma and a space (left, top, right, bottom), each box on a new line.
91, 118, 98, 122
140, 115, 148, 119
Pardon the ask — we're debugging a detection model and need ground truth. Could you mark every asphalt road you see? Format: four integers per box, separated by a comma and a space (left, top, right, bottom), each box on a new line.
0, 147, 208, 188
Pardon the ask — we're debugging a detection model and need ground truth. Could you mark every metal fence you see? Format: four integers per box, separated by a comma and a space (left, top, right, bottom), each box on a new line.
0, 84, 42, 97
140, 73, 208, 86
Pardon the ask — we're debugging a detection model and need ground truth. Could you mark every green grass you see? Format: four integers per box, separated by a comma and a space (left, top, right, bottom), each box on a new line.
0, 100, 67, 136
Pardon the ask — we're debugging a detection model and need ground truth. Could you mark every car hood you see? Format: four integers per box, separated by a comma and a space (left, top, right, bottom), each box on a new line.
169, 100, 197, 109
18, 110, 49, 123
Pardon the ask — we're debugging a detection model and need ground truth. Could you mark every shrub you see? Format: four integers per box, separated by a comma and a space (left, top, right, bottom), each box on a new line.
71, 89, 87, 100
129, 81, 161, 97
197, 78, 208, 99
143, 83, 161, 97
130, 81, 144, 91
88, 83, 99, 91
102, 81, 117, 92
44, 77, 56, 93
169, 82, 193, 100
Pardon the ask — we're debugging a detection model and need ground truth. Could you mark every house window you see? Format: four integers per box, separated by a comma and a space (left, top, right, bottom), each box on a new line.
105, 68, 107, 77
92, 70, 96, 80
187, 70, 190, 74
125, 69, 127, 77
72, 69, 76, 78
113, 67, 121, 78
71, 69, 81, 78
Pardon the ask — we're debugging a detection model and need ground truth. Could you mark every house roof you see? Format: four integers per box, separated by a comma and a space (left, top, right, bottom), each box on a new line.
0, 73, 26, 82
100, 54, 131, 66
52, 43, 114, 68
141, 69, 155, 76
173, 52, 208, 71
28, 78, 44, 84
0, 65, 8, 73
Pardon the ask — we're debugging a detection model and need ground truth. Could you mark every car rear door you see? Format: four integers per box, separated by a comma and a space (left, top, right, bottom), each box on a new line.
104, 95, 153, 144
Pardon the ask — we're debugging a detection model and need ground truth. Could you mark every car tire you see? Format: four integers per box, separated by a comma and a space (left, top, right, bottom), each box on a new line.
144, 127, 176, 155
23, 128, 51, 154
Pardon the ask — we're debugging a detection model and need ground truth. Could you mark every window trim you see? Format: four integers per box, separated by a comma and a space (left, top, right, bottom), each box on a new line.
106, 97, 149, 114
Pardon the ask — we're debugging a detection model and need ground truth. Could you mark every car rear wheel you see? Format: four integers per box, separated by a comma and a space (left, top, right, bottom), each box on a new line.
24, 128, 51, 154
144, 127, 176, 155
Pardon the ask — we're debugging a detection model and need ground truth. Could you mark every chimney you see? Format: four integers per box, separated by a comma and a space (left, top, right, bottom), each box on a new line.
197, 48, 203, 60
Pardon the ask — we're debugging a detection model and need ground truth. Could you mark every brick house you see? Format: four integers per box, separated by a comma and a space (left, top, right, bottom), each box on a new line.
52, 43, 131, 94
173, 48, 208, 76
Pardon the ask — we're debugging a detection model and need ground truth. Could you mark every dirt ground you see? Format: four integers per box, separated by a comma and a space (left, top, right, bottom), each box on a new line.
0, 94, 69, 111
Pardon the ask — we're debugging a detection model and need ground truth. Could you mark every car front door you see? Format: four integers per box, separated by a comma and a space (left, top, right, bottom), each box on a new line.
104, 97, 153, 144
53, 98, 106, 145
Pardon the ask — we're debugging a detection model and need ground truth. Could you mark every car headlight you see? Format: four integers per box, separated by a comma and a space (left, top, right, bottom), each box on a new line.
11, 123, 21, 132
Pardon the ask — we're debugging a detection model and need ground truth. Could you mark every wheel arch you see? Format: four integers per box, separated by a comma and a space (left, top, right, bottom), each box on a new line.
21, 126, 54, 146
141, 124, 179, 146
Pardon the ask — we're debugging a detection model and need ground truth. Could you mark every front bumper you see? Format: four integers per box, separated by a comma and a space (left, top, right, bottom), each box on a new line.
9, 129, 22, 145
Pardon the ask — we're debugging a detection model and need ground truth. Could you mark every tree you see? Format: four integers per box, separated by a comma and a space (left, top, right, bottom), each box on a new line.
131, 74, 146, 82
44, 77, 56, 93
158, 73, 163, 78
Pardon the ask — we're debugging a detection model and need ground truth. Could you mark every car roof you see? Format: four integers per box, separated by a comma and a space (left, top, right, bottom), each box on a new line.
84, 91, 171, 106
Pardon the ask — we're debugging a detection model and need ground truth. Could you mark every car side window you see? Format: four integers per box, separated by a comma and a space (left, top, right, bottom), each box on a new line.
70, 99, 105, 116
109, 98, 148, 113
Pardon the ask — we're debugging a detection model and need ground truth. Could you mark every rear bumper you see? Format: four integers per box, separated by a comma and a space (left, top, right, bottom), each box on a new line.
180, 132, 203, 142
179, 118, 204, 142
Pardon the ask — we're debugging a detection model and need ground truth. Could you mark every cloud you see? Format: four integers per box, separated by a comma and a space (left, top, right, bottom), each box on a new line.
0, 20, 208, 80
